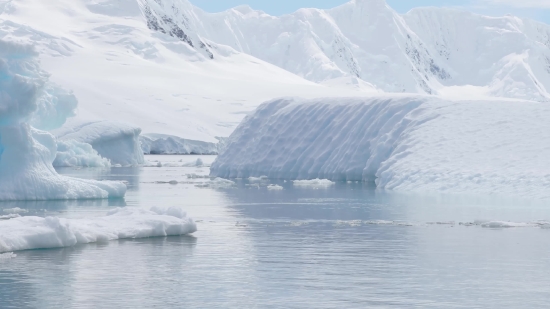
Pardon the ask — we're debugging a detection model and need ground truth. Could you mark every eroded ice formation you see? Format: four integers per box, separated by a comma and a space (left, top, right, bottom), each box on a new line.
0, 40, 125, 200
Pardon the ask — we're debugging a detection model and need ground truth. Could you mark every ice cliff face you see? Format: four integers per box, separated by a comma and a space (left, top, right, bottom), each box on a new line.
211, 96, 550, 199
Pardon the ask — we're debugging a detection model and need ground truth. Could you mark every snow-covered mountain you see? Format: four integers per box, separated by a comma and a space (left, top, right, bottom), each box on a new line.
2, 0, 550, 146
0, 0, 368, 145
143, 0, 550, 101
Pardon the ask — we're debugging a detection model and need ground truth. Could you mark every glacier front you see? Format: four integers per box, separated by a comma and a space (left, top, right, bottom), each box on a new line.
211, 96, 550, 199
0, 40, 126, 201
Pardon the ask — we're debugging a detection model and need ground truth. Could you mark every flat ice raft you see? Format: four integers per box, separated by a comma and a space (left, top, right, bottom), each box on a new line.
211, 96, 550, 199
0, 207, 197, 253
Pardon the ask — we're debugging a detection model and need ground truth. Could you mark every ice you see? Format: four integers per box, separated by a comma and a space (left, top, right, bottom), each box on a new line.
54, 139, 111, 168
2, 207, 28, 214
195, 178, 236, 189
0, 40, 126, 201
0, 252, 16, 259
0, 214, 20, 220
293, 179, 336, 187
0, 207, 196, 253
53, 120, 144, 166
140, 134, 219, 155
211, 96, 550, 199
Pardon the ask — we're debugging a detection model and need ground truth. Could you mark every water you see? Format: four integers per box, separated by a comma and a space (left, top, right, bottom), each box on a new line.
1, 155, 550, 308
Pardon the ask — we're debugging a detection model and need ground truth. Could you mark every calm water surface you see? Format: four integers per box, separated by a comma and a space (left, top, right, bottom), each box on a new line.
1, 155, 550, 308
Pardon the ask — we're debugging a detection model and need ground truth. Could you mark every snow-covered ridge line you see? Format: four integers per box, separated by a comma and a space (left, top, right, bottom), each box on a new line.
211, 96, 550, 199
0, 207, 197, 253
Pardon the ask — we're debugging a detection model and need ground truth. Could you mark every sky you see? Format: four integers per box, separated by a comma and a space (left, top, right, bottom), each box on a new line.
188, 0, 550, 24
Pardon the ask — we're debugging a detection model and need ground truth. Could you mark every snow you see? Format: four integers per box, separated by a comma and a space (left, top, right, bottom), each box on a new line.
211, 96, 550, 199
0, 207, 197, 253
140, 133, 219, 155
53, 120, 144, 166
0, 40, 126, 201
0, 0, 363, 146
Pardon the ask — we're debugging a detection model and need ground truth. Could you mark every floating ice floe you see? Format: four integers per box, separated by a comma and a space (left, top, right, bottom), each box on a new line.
293, 179, 335, 187
0, 207, 196, 253
195, 178, 235, 188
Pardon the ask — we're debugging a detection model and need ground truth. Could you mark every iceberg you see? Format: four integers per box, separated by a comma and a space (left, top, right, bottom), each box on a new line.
53, 120, 144, 166
140, 133, 219, 155
211, 96, 550, 199
0, 207, 197, 253
0, 40, 125, 201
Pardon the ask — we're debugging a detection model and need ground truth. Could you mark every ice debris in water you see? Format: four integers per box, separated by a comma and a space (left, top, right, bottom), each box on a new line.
3, 208, 29, 214
0, 252, 16, 259
293, 179, 335, 187
0, 207, 196, 253
195, 178, 235, 188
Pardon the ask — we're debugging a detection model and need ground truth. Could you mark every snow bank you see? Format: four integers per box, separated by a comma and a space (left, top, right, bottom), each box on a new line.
54, 120, 144, 166
211, 96, 550, 199
140, 134, 220, 155
0, 207, 196, 253
0, 40, 126, 201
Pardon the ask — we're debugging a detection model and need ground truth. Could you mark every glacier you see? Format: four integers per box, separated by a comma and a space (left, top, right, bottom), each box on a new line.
0, 40, 125, 201
211, 96, 550, 199
0, 207, 197, 253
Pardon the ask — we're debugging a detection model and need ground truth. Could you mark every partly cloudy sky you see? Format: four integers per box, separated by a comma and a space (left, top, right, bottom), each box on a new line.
189, 0, 550, 23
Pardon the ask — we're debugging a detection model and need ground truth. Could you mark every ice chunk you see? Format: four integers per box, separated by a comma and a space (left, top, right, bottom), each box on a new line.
140, 134, 219, 155
2, 207, 28, 214
0, 40, 126, 201
0, 207, 196, 253
293, 179, 335, 187
53, 120, 144, 166
53, 139, 111, 168
195, 178, 235, 188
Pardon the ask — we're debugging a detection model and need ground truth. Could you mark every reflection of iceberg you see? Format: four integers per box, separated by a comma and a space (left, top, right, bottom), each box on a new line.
0, 40, 125, 201
0, 207, 197, 253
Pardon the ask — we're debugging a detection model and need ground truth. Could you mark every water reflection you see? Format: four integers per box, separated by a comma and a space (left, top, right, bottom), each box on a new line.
2, 156, 550, 308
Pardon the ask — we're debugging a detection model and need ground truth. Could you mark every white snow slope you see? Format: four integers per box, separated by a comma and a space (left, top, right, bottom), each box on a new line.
211, 96, 550, 199
0, 207, 196, 253
0, 0, 370, 145
177, 0, 550, 101
0, 40, 126, 201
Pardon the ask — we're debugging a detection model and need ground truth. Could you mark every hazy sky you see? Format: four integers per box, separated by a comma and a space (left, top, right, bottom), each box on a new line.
188, 0, 550, 23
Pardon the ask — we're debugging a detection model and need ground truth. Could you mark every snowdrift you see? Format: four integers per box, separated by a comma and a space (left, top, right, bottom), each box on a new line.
211, 96, 550, 199
0, 40, 125, 201
0, 207, 196, 253
53, 120, 144, 166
